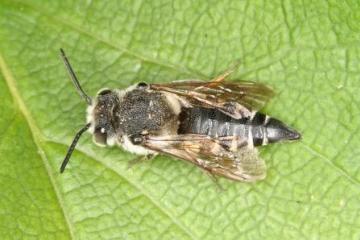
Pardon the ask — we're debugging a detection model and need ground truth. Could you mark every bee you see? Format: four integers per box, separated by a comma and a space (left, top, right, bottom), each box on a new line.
59, 49, 301, 182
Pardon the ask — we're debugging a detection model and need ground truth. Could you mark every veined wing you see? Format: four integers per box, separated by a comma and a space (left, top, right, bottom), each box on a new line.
143, 134, 266, 182
150, 79, 274, 119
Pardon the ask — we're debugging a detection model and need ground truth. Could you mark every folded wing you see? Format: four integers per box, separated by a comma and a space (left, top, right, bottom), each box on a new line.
150, 79, 274, 119
143, 134, 266, 182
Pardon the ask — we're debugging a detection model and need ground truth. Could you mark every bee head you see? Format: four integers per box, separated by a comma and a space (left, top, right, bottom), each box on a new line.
60, 49, 150, 173
87, 88, 119, 146
60, 49, 122, 173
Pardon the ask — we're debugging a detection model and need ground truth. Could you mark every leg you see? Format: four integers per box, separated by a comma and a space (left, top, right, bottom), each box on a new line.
127, 154, 156, 169
194, 160, 224, 191
210, 59, 241, 83
202, 168, 224, 191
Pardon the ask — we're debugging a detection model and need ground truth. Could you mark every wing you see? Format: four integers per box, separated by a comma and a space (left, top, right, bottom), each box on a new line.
150, 78, 274, 119
143, 134, 266, 182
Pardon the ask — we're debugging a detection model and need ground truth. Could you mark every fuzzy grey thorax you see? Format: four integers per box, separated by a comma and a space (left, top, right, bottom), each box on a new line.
87, 83, 180, 151
116, 88, 178, 136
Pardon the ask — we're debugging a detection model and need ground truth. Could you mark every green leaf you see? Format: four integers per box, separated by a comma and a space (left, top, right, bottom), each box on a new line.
1, 0, 360, 239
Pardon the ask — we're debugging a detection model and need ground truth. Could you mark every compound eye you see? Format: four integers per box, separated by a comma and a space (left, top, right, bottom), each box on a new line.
93, 127, 107, 146
98, 89, 111, 96
137, 82, 148, 89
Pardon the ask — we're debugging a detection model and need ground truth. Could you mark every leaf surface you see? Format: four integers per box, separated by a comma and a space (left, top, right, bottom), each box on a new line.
1, 0, 360, 239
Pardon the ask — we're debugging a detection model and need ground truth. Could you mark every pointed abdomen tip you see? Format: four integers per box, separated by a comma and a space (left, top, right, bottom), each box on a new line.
265, 117, 301, 143
289, 129, 301, 140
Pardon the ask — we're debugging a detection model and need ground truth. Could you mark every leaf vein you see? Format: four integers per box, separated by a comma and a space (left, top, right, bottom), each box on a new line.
47, 139, 199, 240
300, 142, 360, 188
12, 0, 207, 80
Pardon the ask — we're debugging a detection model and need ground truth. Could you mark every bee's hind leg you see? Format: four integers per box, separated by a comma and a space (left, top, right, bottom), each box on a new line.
127, 154, 156, 169
195, 161, 224, 191
203, 169, 224, 191
210, 59, 241, 83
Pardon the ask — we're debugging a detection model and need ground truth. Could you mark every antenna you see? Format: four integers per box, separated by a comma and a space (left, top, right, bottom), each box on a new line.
60, 48, 92, 105
60, 123, 91, 173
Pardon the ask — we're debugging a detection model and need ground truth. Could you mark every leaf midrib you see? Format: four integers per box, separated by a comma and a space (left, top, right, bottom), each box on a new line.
0, 54, 75, 239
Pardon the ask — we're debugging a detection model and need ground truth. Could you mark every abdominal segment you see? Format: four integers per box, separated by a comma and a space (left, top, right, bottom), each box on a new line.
178, 107, 300, 148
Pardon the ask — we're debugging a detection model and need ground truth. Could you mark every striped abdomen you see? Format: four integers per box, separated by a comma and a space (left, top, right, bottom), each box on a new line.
178, 108, 300, 147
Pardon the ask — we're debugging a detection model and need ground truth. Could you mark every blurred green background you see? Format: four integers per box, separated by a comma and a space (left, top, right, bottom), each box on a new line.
1, 0, 360, 239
